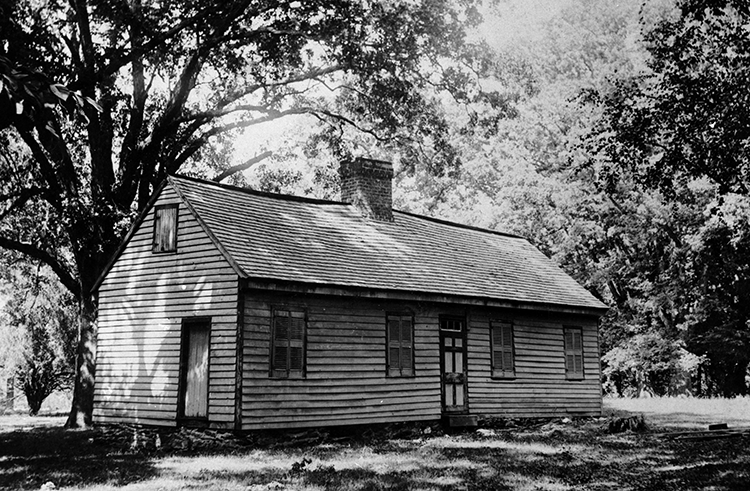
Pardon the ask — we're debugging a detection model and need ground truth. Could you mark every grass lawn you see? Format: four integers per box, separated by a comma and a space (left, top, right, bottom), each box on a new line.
1, 398, 749, 491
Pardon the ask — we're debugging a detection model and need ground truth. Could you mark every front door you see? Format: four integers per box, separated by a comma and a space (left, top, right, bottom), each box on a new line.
440, 316, 468, 414
180, 318, 210, 420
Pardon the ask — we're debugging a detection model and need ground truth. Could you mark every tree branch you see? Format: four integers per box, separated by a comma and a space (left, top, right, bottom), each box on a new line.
0, 236, 80, 297
115, 1, 150, 210
212, 151, 273, 182
100, 9, 211, 78
16, 129, 64, 211
137, 51, 203, 208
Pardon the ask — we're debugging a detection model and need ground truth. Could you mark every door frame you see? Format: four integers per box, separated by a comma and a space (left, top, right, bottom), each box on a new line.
177, 316, 211, 426
439, 315, 468, 415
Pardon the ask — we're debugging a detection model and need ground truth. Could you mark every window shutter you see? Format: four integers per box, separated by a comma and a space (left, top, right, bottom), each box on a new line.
275, 314, 289, 340
273, 345, 288, 371
400, 319, 412, 343
400, 317, 413, 375
502, 323, 513, 372
387, 315, 413, 376
564, 327, 584, 379
271, 309, 305, 378
154, 205, 177, 252
388, 319, 400, 346
491, 321, 514, 377
289, 313, 305, 374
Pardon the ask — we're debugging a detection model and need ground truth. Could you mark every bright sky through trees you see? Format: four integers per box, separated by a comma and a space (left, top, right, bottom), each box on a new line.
231, 0, 576, 183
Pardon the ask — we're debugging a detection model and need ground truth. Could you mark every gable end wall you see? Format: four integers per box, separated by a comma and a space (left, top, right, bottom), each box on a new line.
93, 186, 239, 427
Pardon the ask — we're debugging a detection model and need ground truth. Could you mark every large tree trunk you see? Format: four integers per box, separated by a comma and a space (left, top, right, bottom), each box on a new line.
65, 294, 98, 428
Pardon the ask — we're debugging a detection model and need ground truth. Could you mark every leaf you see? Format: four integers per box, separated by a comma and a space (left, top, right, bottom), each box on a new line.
15, 101, 23, 115
44, 122, 60, 138
84, 96, 102, 112
49, 84, 69, 102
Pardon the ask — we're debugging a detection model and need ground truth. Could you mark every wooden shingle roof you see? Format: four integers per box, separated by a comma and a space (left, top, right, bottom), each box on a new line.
170, 175, 607, 313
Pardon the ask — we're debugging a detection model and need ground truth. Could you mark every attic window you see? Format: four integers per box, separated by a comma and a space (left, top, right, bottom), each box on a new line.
153, 204, 178, 253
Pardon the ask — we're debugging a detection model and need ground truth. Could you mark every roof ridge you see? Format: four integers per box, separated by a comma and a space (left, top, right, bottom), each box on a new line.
171, 173, 524, 240
393, 209, 524, 240
170, 173, 347, 206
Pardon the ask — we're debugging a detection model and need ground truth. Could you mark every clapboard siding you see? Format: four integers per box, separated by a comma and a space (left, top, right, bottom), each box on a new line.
240, 293, 602, 429
466, 310, 602, 417
93, 186, 239, 428
240, 293, 445, 430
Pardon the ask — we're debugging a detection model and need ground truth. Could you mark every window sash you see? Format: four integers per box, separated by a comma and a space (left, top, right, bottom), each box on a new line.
271, 309, 305, 378
153, 205, 178, 253
564, 327, 584, 379
387, 315, 414, 376
491, 321, 514, 378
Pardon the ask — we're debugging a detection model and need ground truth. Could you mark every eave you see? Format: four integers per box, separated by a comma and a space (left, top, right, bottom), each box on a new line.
239, 277, 609, 317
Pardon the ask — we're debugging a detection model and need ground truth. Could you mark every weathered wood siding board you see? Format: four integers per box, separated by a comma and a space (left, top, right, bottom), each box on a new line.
94, 186, 239, 428
240, 294, 600, 428
240, 292, 442, 430
466, 309, 602, 417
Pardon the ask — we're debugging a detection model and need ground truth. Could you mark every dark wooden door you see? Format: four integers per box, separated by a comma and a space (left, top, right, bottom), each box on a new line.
181, 320, 210, 419
440, 316, 467, 414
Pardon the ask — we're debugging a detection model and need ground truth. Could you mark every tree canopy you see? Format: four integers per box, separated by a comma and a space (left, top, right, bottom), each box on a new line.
0, 0, 505, 426
583, 0, 750, 395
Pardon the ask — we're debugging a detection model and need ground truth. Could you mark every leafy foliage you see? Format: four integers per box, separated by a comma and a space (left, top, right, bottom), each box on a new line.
583, 0, 750, 395
1, 256, 77, 415
586, 0, 750, 197
602, 333, 701, 397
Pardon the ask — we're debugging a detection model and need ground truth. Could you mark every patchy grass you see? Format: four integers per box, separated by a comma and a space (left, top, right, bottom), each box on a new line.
1, 399, 749, 491
604, 396, 750, 430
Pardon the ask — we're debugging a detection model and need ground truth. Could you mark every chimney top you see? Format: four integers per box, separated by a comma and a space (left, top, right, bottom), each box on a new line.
339, 158, 394, 221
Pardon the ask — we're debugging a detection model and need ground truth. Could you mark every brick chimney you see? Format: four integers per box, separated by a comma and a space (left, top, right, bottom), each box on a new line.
339, 158, 394, 221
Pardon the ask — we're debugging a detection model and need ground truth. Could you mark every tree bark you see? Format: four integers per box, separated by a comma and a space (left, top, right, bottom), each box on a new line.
65, 294, 98, 428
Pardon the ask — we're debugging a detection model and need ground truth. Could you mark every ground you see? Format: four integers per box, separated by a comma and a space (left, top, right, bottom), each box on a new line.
1, 397, 749, 491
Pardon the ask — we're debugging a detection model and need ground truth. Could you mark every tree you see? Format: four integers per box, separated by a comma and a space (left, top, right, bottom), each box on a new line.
584, 0, 750, 395
0, 0, 502, 426
0, 254, 77, 415
586, 0, 750, 197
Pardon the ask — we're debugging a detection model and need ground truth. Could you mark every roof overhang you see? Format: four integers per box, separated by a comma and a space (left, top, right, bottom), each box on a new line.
240, 277, 609, 317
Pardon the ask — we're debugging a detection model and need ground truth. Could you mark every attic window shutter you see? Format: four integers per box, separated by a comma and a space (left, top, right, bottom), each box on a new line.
153, 204, 178, 253
387, 314, 414, 377
271, 309, 306, 378
564, 327, 584, 379
491, 321, 515, 378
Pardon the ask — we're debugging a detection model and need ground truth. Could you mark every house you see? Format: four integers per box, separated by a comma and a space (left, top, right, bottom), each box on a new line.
92, 159, 608, 430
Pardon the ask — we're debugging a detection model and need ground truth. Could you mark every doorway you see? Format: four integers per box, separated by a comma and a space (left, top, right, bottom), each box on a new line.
439, 316, 468, 414
179, 318, 210, 421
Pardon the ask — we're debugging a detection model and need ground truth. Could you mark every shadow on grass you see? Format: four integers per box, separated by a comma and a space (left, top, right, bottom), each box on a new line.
0, 426, 157, 490
1, 421, 749, 491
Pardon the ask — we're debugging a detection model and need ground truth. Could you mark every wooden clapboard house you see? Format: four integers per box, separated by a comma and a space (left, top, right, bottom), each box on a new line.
92, 159, 608, 430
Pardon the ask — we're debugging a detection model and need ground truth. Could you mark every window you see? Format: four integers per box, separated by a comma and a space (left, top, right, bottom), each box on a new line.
491, 320, 514, 378
270, 308, 305, 378
564, 327, 584, 379
440, 317, 463, 332
387, 314, 414, 376
153, 204, 178, 253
